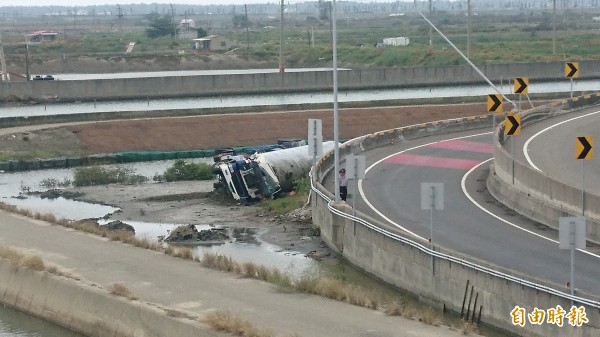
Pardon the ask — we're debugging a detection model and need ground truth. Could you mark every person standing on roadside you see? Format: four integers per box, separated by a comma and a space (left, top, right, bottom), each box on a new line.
339, 168, 348, 201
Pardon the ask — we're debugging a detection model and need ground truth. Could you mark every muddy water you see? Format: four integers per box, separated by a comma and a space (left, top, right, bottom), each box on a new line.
0, 305, 86, 337
98, 220, 317, 277
0, 159, 318, 275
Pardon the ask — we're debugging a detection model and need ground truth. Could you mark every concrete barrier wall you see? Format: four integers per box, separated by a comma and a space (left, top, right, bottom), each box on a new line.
312, 113, 600, 337
3, 61, 600, 102
0, 259, 219, 337
490, 93, 600, 244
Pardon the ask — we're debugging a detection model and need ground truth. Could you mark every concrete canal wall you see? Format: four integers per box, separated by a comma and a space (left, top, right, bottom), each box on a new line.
2, 61, 600, 102
0, 258, 219, 337
311, 109, 600, 337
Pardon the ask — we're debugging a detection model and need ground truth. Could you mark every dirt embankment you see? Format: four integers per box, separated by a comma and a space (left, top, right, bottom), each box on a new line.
2, 104, 486, 156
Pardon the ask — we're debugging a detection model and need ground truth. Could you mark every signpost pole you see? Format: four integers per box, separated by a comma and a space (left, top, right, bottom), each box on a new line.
421, 183, 443, 276
430, 185, 434, 275
571, 77, 574, 99
570, 221, 575, 299
430, 186, 434, 251
581, 160, 585, 216
308, 119, 323, 195
511, 136, 515, 185
352, 157, 358, 235
559, 216, 586, 305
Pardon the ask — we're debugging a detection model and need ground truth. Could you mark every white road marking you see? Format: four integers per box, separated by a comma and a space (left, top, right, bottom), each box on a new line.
462, 159, 600, 259
358, 132, 489, 242
524, 110, 600, 172
356, 129, 600, 260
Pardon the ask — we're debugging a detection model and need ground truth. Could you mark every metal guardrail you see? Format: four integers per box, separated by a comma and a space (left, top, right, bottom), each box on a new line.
310, 117, 600, 309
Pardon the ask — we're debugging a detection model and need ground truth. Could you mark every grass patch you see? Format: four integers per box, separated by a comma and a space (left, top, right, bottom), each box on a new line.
461, 321, 479, 335
154, 160, 214, 182
419, 307, 440, 326
202, 310, 275, 337
384, 300, 404, 316
110, 282, 138, 300
39, 178, 72, 188
73, 166, 148, 186
22, 255, 45, 271
173, 247, 195, 260
0, 246, 25, 264
258, 176, 311, 215
164, 308, 197, 320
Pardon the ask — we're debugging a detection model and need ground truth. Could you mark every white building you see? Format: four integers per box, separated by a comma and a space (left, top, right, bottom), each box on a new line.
382, 37, 410, 47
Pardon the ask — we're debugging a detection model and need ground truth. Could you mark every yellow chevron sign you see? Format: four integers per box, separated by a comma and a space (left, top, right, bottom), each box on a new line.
576, 136, 593, 160
565, 62, 579, 78
487, 94, 503, 113
505, 114, 521, 136
514, 77, 528, 95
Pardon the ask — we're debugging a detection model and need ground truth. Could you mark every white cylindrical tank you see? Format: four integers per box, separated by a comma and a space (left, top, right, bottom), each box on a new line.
254, 141, 336, 192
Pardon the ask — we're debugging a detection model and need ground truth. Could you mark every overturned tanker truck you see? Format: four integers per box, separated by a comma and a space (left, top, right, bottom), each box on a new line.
211, 141, 336, 202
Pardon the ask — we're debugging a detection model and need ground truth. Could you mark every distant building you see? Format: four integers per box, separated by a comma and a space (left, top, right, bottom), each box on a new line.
382, 37, 410, 47
193, 35, 231, 51
179, 19, 195, 29
27, 31, 58, 42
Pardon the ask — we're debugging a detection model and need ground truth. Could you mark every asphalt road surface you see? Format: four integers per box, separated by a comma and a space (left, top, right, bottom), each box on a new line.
352, 130, 600, 296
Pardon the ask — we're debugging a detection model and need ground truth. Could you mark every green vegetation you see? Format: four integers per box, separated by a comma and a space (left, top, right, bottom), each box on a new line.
73, 166, 148, 186
145, 12, 179, 38
4, 10, 600, 71
39, 178, 72, 188
258, 176, 311, 214
155, 160, 214, 182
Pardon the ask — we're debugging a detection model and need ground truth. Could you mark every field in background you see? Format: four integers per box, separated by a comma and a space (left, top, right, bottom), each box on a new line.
1, 5, 600, 73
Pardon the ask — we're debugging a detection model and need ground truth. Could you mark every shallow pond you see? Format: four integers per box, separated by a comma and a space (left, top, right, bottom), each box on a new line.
0, 159, 318, 275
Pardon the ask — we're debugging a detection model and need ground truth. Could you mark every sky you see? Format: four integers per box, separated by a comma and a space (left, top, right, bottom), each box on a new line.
3, 0, 407, 6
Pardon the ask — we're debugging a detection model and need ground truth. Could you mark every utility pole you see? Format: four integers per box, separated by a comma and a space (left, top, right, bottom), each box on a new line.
170, 3, 176, 38
0, 33, 7, 81
552, 0, 556, 55
467, 0, 472, 59
117, 4, 123, 33
428, 0, 432, 53
25, 35, 30, 81
245, 5, 249, 51
279, 0, 284, 72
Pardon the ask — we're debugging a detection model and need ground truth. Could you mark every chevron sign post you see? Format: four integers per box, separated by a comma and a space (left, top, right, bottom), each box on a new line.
487, 94, 503, 113
565, 62, 579, 98
576, 136, 593, 218
505, 114, 521, 136
505, 113, 521, 185
514, 77, 528, 113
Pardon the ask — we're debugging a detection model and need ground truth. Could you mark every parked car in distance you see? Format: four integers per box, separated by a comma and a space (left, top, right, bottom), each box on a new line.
32, 75, 55, 80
